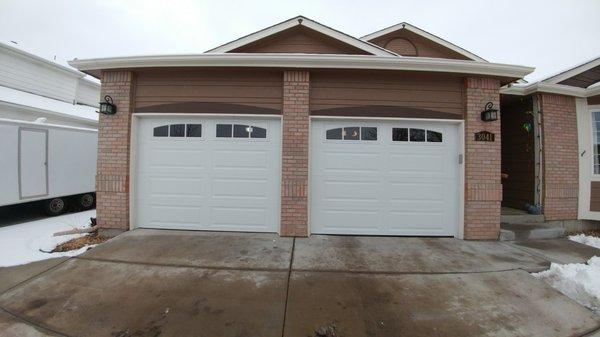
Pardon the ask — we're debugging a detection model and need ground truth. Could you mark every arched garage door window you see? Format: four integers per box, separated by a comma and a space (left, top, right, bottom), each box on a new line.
153, 124, 202, 138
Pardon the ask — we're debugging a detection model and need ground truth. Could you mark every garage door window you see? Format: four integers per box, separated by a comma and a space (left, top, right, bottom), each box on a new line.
153, 124, 203, 138
217, 124, 267, 139
393, 128, 443, 143
325, 127, 377, 141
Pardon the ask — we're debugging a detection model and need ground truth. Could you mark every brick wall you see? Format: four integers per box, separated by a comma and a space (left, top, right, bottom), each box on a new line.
538, 93, 578, 220
280, 70, 310, 236
464, 78, 502, 240
96, 70, 134, 232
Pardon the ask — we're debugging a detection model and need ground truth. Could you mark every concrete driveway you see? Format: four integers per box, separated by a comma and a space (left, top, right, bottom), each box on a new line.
0, 230, 599, 337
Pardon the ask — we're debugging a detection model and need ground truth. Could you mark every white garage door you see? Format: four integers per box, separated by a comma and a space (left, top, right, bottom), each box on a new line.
134, 116, 281, 232
310, 119, 460, 236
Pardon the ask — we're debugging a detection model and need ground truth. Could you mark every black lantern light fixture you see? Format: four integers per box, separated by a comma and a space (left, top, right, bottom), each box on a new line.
98, 95, 117, 115
481, 102, 498, 122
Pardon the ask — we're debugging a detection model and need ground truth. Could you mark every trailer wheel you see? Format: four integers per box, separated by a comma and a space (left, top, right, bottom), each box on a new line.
78, 193, 95, 209
45, 197, 66, 216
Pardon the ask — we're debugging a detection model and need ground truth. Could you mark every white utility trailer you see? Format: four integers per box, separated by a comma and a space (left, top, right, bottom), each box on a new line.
0, 118, 97, 215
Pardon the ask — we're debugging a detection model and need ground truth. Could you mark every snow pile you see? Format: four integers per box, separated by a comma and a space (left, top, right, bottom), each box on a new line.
0, 210, 96, 267
569, 234, 600, 249
533, 256, 600, 312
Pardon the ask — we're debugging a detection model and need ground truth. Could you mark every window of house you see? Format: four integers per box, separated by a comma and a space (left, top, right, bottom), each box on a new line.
392, 128, 408, 141
427, 130, 443, 142
217, 124, 267, 139
325, 127, 377, 141
593, 111, 600, 174
153, 123, 203, 138
169, 124, 185, 137
153, 125, 168, 137
410, 128, 425, 142
393, 128, 443, 143
186, 124, 202, 137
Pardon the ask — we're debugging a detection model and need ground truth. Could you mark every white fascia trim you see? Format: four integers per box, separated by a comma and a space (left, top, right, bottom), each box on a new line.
133, 113, 281, 118
69, 53, 533, 79
0, 117, 97, 132
360, 22, 487, 62
0, 41, 86, 78
541, 56, 600, 85
0, 100, 99, 125
500, 82, 600, 98
205, 16, 396, 56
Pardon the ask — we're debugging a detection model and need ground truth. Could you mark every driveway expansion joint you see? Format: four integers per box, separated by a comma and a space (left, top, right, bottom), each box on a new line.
0, 305, 72, 337
0, 257, 71, 297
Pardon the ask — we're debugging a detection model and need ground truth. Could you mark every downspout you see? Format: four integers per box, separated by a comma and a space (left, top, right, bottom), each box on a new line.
533, 94, 544, 211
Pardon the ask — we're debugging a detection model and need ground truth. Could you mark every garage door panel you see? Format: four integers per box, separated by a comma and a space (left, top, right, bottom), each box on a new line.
146, 148, 208, 170
317, 151, 382, 174
388, 181, 445, 201
135, 117, 281, 232
310, 119, 459, 236
212, 149, 270, 170
210, 207, 269, 229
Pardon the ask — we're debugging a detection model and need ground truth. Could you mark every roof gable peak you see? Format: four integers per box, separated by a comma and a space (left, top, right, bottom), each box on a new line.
205, 16, 396, 56
361, 22, 487, 62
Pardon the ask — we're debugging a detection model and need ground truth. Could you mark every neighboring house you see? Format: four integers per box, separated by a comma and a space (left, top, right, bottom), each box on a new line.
0, 41, 99, 213
500, 58, 600, 223
69, 16, 544, 240
0, 41, 99, 128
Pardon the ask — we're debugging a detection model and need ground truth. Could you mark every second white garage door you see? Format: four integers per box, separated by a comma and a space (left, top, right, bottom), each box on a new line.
134, 116, 281, 232
310, 119, 460, 236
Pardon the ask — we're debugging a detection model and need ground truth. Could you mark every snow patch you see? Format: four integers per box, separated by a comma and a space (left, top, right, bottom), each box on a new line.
569, 234, 600, 250
532, 256, 600, 312
0, 210, 96, 267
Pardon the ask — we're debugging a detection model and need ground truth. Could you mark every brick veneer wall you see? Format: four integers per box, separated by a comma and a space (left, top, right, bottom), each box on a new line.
280, 70, 310, 236
463, 78, 502, 240
538, 93, 578, 220
96, 70, 134, 232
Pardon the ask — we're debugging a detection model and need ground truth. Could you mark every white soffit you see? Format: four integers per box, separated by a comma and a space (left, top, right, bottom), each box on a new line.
360, 22, 487, 62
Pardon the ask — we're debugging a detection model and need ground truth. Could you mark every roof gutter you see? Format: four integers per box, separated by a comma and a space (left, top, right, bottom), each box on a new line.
69, 53, 533, 80
500, 82, 600, 98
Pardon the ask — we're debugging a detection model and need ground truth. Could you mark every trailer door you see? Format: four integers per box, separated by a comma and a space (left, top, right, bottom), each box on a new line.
19, 128, 48, 199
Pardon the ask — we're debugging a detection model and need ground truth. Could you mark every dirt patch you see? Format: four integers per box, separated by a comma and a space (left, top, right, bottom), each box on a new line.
52, 234, 108, 253
314, 321, 340, 337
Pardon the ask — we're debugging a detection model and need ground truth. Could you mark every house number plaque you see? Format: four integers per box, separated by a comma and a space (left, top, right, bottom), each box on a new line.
474, 131, 495, 142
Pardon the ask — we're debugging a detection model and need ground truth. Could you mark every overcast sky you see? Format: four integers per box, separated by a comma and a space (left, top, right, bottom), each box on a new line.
1, 0, 599, 82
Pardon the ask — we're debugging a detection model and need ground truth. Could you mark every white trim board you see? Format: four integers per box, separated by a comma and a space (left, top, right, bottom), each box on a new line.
541, 56, 600, 85
360, 22, 487, 62
205, 16, 395, 57
70, 53, 533, 80
500, 82, 600, 98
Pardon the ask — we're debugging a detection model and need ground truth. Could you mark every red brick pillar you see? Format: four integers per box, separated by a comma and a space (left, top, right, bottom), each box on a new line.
538, 93, 578, 220
280, 70, 310, 236
464, 78, 502, 239
96, 70, 134, 234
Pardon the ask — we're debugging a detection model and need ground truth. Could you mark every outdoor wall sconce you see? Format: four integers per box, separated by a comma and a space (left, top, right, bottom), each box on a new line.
481, 102, 498, 122
98, 95, 117, 115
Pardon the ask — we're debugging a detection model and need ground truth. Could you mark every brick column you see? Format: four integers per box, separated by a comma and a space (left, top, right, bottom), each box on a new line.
464, 78, 502, 240
96, 70, 135, 234
538, 93, 578, 220
280, 70, 310, 236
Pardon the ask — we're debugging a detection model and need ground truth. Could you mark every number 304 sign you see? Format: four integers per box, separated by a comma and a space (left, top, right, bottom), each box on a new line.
474, 131, 495, 142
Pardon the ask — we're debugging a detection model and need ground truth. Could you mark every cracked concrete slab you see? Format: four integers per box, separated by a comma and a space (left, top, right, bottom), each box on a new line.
507, 239, 600, 264
283, 270, 600, 337
0, 257, 68, 294
293, 235, 549, 273
81, 229, 293, 270
0, 258, 288, 337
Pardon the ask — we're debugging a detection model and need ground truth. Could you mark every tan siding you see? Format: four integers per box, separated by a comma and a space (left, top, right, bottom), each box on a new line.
231, 26, 370, 55
559, 65, 600, 88
134, 68, 283, 112
369, 30, 471, 60
591, 182, 600, 212
310, 70, 464, 118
